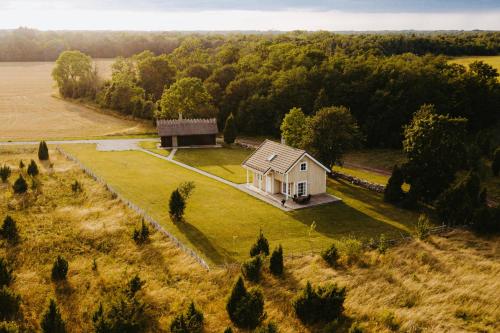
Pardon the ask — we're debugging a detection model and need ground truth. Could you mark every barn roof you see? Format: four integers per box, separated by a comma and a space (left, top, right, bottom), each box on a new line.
156, 118, 218, 136
242, 139, 329, 174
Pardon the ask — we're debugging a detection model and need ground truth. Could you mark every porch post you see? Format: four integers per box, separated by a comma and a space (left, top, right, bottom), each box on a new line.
246, 169, 249, 185
285, 173, 289, 200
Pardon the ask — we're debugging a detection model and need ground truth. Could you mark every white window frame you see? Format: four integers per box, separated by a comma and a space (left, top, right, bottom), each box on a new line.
300, 162, 307, 172
297, 181, 307, 196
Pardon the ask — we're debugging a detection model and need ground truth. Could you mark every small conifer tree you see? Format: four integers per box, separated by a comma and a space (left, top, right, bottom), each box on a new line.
226, 276, 264, 329
40, 299, 66, 333
0, 286, 21, 320
51, 256, 68, 281
241, 256, 262, 282
1, 216, 19, 243
0, 165, 11, 183
384, 165, 405, 204
12, 175, 27, 194
27, 160, 39, 177
18, 160, 24, 170
170, 301, 204, 333
321, 244, 339, 267
0, 258, 14, 287
132, 220, 150, 244
269, 245, 284, 276
127, 274, 145, 297
169, 189, 186, 222
223, 113, 238, 144
250, 230, 269, 257
38, 141, 49, 161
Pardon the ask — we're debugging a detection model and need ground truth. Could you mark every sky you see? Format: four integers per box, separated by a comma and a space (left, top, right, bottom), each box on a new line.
0, 0, 499, 31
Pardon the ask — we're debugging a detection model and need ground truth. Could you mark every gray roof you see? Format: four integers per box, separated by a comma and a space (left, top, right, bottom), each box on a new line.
157, 118, 218, 136
242, 139, 307, 174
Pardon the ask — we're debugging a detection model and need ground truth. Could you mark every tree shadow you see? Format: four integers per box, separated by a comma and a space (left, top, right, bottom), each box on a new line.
175, 220, 236, 265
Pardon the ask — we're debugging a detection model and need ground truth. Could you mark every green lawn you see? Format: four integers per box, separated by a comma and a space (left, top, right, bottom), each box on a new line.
344, 149, 406, 172
138, 141, 169, 156
62, 144, 422, 265
174, 146, 253, 183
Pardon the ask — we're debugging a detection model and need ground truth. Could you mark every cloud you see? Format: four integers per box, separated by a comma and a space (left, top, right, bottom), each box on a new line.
1, 0, 499, 13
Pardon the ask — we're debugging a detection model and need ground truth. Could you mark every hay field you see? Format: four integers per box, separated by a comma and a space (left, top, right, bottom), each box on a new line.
450, 55, 500, 72
0, 60, 154, 140
0, 146, 498, 332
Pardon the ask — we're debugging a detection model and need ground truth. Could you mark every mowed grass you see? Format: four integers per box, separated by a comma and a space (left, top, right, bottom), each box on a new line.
138, 140, 169, 156
62, 144, 421, 265
0, 60, 154, 140
450, 55, 500, 73
174, 146, 253, 183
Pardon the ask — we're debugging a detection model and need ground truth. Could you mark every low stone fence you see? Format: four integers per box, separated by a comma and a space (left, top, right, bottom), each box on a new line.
331, 170, 386, 193
56, 146, 210, 271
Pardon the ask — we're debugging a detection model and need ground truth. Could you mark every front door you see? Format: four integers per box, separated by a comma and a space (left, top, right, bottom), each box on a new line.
266, 175, 272, 193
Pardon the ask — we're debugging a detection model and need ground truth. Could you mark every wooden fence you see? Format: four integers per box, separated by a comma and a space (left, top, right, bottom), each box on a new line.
56, 146, 211, 271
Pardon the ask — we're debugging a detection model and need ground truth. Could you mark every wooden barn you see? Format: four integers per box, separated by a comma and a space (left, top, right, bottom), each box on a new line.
156, 117, 218, 148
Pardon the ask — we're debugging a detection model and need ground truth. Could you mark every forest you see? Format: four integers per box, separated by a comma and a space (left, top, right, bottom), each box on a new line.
49, 29, 500, 148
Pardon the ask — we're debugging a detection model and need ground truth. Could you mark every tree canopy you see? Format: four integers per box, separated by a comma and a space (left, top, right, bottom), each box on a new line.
52, 50, 96, 99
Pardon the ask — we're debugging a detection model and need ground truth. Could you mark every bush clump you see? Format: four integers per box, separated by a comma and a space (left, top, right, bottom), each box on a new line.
169, 301, 204, 333
250, 230, 269, 257
71, 180, 83, 193
292, 281, 346, 324
241, 256, 262, 282
38, 141, 50, 161
40, 299, 66, 333
0, 286, 21, 321
321, 244, 340, 267
92, 294, 147, 332
132, 220, 150, 244
0, 258, 14, 287
0, 165, 11, 183
414, 214, 432, 240
169, 189, 186, 222
12, 175, 27, 194
269, 245, 283, 276
127, 274, 145, 297
226, 276, 265, 329
27, 160, 39, 177
1, 216, 19, 243
51, 256, 68, 281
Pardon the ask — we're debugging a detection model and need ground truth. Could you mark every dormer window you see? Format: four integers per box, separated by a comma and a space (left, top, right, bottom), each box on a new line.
300, 162, 307, 171
267, 154, 277, 162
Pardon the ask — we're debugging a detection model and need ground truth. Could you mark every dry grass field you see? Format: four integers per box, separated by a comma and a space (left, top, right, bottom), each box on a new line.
0, 60, 154, 140
0, 146, 498, 332
450, 55, 500, 73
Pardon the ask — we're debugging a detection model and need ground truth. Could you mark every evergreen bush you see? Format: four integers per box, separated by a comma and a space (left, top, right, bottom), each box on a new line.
223, 113, 237, 144
27, 160, 39, 177
0, 258, 14, 287
38, 141, 49, 161
92, 293, 147, 333
132, 220, 150, 244
250, 230, 269, 257
241, 256, 262, 282
321, 244, 339, 267
127, 274, 145, 297
169, 301, 204, 333
12, 175, 27, 194
40, 299, 66, 333
0, 165, 11, 183
492, 147, 500, 176
384, 165, 405, 204
169, 189, 186, 222
71, 180, 83, 193
0, 286, 21, 321
1, 216, 19, 243
269, 245, 284, 276
292, 282, 346, 324
226, 276, 264, 329
51, 256, 68, 281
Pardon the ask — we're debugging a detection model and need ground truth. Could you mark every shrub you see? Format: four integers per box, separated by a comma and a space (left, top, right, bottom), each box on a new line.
226, 276, 264, 329
241, 256, 262, 282
336, 236, 364, 265
38, 141, 49, 161
18, 161, 24, 170
384, 165, 405, 204
178, 181, 196, 200
254, 323, 278, 333
292, 282, 346, 324
471, 206, 500, 234
0, 286, 21, 320
71, 180, 83, 193
377, 234, 388, 254
127, 274, 145, 297
0, 165, 11, 183
27, 159, 39, 177
40, 299, 66, 333
414, 214, 432, 240
269, 245, 283, 276
51, 256, 68, 281
170, 301, 204, 333
250, 230, 269, 257
0, 258, 14, 287
223, 113, 237, 144
169, 189, 186, 222
322, 244, 339, 267
492, 147, 500, 176
12, 175, 27, 194
92, 294, 147, 333
0, 322, 19, 333
1, 216, 19, 243
132, 220, 150, 244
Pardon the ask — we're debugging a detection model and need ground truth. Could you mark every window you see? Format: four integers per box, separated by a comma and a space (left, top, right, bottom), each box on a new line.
297, 181, 307, 196
300, 162, 307, 171
267, 154, 277, 161
282, 182, 291, 195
